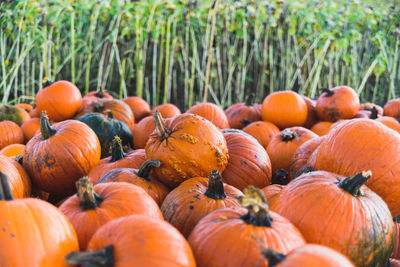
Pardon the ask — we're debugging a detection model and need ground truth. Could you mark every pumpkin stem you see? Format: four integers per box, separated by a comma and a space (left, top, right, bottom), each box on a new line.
93, 101, 105, 113
104, 110, 114, 119
281, 130, 297, 142
245, 93, 255, 106
293, 166, 314, 179
137, 159, 161, 181
394, 215, 400, 223
321, 87, 334, 97
153, 111, 171, 141
40, 111, 56, 140
261, 249, 286, 267
110, 136, 126, 162
42, 79, 53, 88
271, 169, 289, 185
95, 86, 106, 99
205, 170, 226, 199
65, 245, 114, 267
240, 119, 251, 127
0, 172, 14, 201
370, 106, 378, 119
338, 171, 372, 197
238, 186, 273, 227
14, 155, 23, 165
76, 177, 104, 211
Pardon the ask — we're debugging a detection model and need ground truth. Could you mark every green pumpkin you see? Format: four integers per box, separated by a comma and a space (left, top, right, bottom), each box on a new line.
77, 112, 133, 158
0, 105, 30, 126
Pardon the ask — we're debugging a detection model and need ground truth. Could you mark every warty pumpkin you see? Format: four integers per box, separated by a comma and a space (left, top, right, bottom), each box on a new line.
122, 96, 151, 122
224, 95, 261, 129
132, 116, 155, 149
0, 120, 23, 150
20, 117, 40, 143
187, 102, 230, 129
242, 121, 280, 149
0, 105, 30, 126
151, 103, 181, 118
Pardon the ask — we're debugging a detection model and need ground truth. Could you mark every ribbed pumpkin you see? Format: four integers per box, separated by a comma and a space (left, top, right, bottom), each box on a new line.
20, 117, 40, 143
393, 216, 400, 260
145, 112, 229, 188
88, 137, 146, 184
316, 86, 360, 122
66, 215, 196, 267
0, 173, 79, 266
222, 129, 272, 190
261, 91, 308, 129
242, 121, 280, 149
0, 144, 25, 158
224, 95, 261, 129
0, 155, 31, 198
132, 116, 154, 149
360, 102, 383, 115
310, 121, 333, 136
384, 99, 400, 119
267, 127, 318, 174
0, 120, 23, 150
303, 96, 318, 128
161, 170, 243, 237
96, 159, 169, 206
80, 88, 113, 110
0, 105, 30, 126
261, 184, 284, 207
188, 187, 305, 267
15, 103, 33, 113
376, 116, 400, 133
289, 137, 322, 178
122, 96, 151, 122
59, 178, 163, 250
36, 80, 82, 122
310, 119, 400, 217
24, 112, 101, 196
187, 102, 230, 129
271, 170, 394, 267
151, 103, 181, 118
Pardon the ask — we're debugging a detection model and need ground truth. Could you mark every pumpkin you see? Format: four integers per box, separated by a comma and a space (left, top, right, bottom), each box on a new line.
289, 137, 322, 178
36, 80, 82, 122
224, 95, 261, 129
261, 91, 308, 129
75, 99, 135, 131
271, 170, 394, 267
20, 117, 40, 143
376, 116, 400, 133
122, 96, 151, 122
15, 103, 33, 113
80, 87, 113, 110
88, 137, 146, 184
59, 177, 163, 250
97, 159, 169, 206
310, 119, 400, 217
66, 215, 196, 267
0, 144, 25, 158
0, 120, 23, 150
0, 172, 79, 266
222, 129, 272, 190
0, 155, 31, 198
151, 103, 181, 118
261, 184, 284, 207
29, 108, 40, 118
187, 102, 230, 129
145, 111, 229, 188
310, 121, 333, 136
0, 105, 30, 126
315, 86, 360, 122
384, 99, 400, 119
24, 112, 101, 196
161, 170, 243, 237
267, 127, 318, 174
242, 121, 280, 149
188, 187, 305, 267
76, 112, 133, 158
360, 103, 383, 115
132, 116, 154, 149
393, 216, 400, 260
303, 96, 318, 128
259, 244, 354, 267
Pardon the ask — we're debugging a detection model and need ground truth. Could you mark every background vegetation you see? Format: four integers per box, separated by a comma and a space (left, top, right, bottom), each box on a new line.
1, 0, 399, 110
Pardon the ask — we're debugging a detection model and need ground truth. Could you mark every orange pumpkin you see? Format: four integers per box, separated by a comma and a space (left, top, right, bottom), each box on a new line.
303, 96, 318, 128
310, 121, 333, 136
242, 121, 280, 149
132, 116, 154, 149
261, 184, 284, 207
0, 155, 31, 198
151, 103, 181, 118
384, 99, 400, 119
187, 102, 230, 129
80, 88, 113, 110
225, 96, 261, 129
59, 178, 163, 250
15, 103, 33, 113
36, 80, 82, 122
261, 91, 308, 129
0, 120, 23, 150
315, 86, 360, 122
161, 170, 243, 237
289, 137, 322, 178
29, 108, 40, 118
122, 96, 151, 122
0, 144, 25, 158
20, 118, 40, 143
376, 116, 400, 133
0, 105, 30, 126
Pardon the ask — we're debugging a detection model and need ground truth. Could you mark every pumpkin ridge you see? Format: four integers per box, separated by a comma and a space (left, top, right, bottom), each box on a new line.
40, 111, 56, 140
76, 177, 104, 210
204, 170, 226, 199
66, 244, 114, 266
338, 171, 371, 196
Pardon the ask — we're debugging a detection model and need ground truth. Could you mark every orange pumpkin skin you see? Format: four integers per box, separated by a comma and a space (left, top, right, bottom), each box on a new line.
133, 116, 154, 149
187, 102, 230, 129
311, 119, 400, 217
225, 102, 261, 129
0, 155, 31, 198
146, 112, 229, 188
384, 99, 400, 119
393, 218, 400, 260
15, 103, 33, 113
80, 90, 113, 110
289, 137, 322, 178
161, 171, 243, 237
261, 184, 284, 207
36, 80, 82, 122
303, 96, 318, 128
315, 86, 360, 122
123, 97, 151, 122
267, 127, 318, 174
222, 129, 272, 190
0, 144, 25, 158
59, 180, 163, 250
242, 121, 280, 149
29, 108, 40, 118
24, 115, 101, 195
310, 121, 333, 136
271, 171, 394, 267
0, 105, 30, 126
20, 118, 40, 143
354, 110, 373, 119
0, 120, 23, 150
152, 103, 181, 118
261, 91, 308, 129
360, 103, 383, 115
376, 116, 400, 133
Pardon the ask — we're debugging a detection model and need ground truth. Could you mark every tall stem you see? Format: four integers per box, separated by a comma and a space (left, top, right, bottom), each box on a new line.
40, 111, 56, 140
153, 111, 171, 141
137, 159, 161, 181
205, 170, 226, 199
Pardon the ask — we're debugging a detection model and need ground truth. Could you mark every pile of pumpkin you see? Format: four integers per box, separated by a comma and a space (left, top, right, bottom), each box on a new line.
1, 80, 400, 266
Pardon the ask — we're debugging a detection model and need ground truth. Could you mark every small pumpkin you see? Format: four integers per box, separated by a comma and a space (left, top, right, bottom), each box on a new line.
187, 102, 230, 129
132, 116, 154, 149
29, 108, 40, 118
242, 121, 280, 149
151, 103, 181, 118
20, 118, 40, 143
289, 137, 322, 178
0, 120, 24, 150
161, 170, 243, 237
15, 103, 33, 113
0, 155, 31, 198
122, 96, 151, 122
376, 116, 400, 133
384, 99, 400, 119
224, 95, 261, 129
302, 96, 318, 129
80, 87, 113, 110
310, 121, 333, 136
0, 144, 25, 158
0, 105, 30, 126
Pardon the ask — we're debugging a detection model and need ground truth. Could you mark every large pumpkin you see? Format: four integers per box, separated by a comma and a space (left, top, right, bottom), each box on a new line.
0, 105, 30, 126
0, 120, 23, 150
145, 111, 229, 188
242, 121, 280, 149
36, 80, 82, 122
59, 177, 162, 250
24, 112, 101, 195
132, 116, 154, 149
384, 99, 400, 119
66, 215, 196, 267
161, 170, 243, 237
224, 96, 261, 129
261, 91, 308, 129
0, 172, 79, 266
271, 170, 394, 267
20, 118, 40, 143
122, 96, 151, 122
222, 129, 272, 190
187, 102, 230, 129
